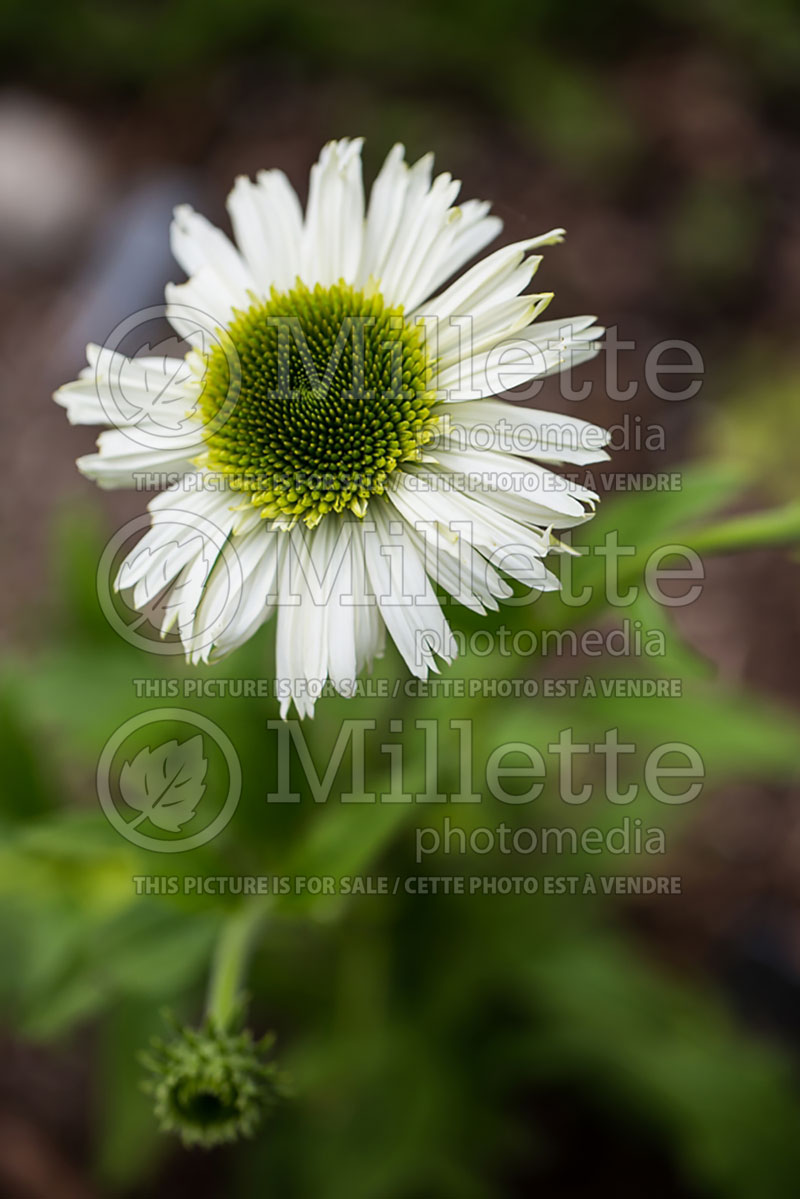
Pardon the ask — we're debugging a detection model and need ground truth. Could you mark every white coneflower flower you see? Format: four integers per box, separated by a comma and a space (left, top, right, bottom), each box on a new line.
55, 138, 609, 717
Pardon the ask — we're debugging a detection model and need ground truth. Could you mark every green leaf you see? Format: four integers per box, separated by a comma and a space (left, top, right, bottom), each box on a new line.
96, 998, 165, 1187
512, 931, 800, 1199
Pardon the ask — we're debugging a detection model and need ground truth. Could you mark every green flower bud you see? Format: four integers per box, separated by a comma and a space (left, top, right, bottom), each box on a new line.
142, 1014, 281, 1149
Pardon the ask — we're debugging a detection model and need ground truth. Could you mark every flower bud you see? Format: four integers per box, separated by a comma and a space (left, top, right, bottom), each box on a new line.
142, 1015, 281, 1148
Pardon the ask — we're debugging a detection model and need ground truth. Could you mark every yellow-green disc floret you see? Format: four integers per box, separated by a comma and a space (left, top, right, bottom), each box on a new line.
198, 281, 439, 527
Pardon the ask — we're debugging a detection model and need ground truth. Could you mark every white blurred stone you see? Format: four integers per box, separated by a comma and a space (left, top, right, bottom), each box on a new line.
0, 91, 103, 266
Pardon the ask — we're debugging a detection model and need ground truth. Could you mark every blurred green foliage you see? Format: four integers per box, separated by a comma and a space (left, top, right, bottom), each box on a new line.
5, 0, 800, 87
2, 466, 800, 1194
702, 362, 800, 505
3, 0, 800, 188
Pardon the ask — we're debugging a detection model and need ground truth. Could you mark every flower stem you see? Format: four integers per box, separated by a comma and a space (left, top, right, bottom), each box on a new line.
678, 501, 800, 556
206, 899, 270, 1032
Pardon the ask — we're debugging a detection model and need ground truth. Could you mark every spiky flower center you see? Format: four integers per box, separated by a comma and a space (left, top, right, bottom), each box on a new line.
198, 281, 438, 528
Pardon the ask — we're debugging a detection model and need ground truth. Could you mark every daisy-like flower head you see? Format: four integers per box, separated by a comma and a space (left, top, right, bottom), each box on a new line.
55, 138, 609, 717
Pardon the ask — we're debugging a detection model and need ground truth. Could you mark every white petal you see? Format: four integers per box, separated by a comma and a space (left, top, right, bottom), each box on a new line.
389, 470, 565, 576
314, 519, 359, 694
434, 319, 602, 400
166, 205, 258, 344
165, 271, 242, 347
226, 170, 304, 294
302, 138, 365, 288
402, 519, 511, 613
357, 143, 410, 289
77, 423, 205, 489
275, 528, 328, 719
429, 447, 598, 524
357, 146, 433, 293
349, 521, 385, 675
413, 232, 564, 326
359, 145, 502, 312
400, 198, 503, 313
113, 481, 244, 657
432, 296, 546, 368
54, 343, 199, 429
362, 504, 456, 678
170, 204, 254, 296
441, 397, 610, 465
436, 199, 503, 287
191, 516, 280, 663
376, 169, 461, 308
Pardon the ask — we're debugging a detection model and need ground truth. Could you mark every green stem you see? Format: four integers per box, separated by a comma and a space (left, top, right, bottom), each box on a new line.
206, 899, 270, 1031
675, 501, 800, 557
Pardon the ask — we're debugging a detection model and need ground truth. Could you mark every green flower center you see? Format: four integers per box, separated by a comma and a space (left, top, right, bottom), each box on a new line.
198, 281, 438, 527
142, 1017, 280, 1149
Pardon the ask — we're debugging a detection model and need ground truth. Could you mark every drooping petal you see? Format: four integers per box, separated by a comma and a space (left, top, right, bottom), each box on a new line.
190, 509, 280, 663
362, 504, 457, 679
401, 519, 512, 613
388, 469, 565, 580
275, 527, 329, 719
112, 480, 245, 659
